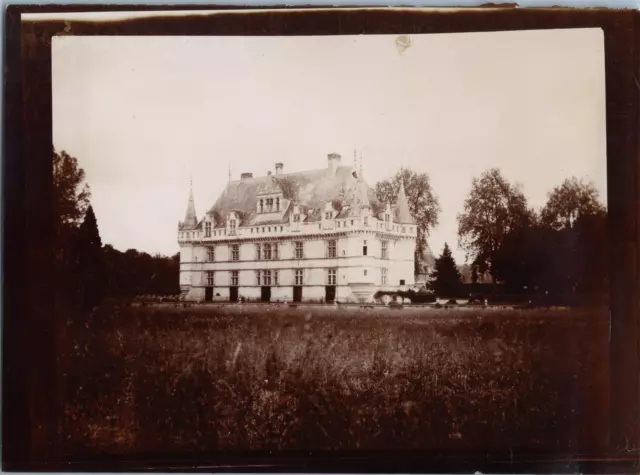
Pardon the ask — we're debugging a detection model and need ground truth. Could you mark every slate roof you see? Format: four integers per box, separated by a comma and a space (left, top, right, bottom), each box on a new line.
205, 165, 384, 227
393, 180, 416, 225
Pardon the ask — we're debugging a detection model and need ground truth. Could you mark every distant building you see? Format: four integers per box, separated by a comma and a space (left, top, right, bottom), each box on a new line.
177, 153, 421, 303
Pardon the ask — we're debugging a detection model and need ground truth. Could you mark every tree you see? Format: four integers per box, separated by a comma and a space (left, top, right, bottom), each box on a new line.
457, 168, 532, 284
429, 243, 462, 297
375, 168, 440, 275
75, 205, 105, 308
53, 149, 91, 308
541, 177, 605, 230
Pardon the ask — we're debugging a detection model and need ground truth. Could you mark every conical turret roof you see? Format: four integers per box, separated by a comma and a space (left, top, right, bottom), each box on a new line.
393, 178, 415, 224
182, 182, 198, 228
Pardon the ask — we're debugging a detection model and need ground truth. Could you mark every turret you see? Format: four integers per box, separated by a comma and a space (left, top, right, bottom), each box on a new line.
393, 178, 415, 225
180, 180, 198, 229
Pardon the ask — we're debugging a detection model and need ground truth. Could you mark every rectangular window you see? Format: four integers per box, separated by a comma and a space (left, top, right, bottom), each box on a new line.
363, 240, 368, 256
260, 199, 264, 213
295, 269, 304, 286
263, 270, 272, 286
327, 240, 337, 258
205, 222, 212, 237
364, 216, 369, 226
381, 241, 388, 260
402, 226, 406, 233
294, 241, 304, 259
231, 270, 239, 286
256, 270, 261, 286
381, 268, 388, 285
327, 268, 337, 285
273, 242, 279, 260
325, 211, 333, 219
280, 226, 283, 231
207, 246, 215, 262
293, 214, 301, 222
256, 243, 261, 260
337, 222, 341, 228
351, 220, 354, 226
274, 270, 279, 286
230, 219, 237, 235
264, 243, 272, 260
276, 198, 280, 212
400, 279, 405, 286
206, 271, 215, 286
231, 244, 239, 261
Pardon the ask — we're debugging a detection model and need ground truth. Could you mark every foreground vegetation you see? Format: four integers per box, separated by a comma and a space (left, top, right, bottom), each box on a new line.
59, 304, 609, 456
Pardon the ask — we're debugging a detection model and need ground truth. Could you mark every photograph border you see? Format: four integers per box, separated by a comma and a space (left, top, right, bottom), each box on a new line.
4, 5, 639, 472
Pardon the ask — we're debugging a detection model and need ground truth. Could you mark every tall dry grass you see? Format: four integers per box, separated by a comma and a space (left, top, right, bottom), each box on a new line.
59, 304, 609, 455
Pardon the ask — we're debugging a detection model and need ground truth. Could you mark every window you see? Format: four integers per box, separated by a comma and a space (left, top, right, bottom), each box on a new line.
381, 268, 388, 285
293, 214, 301, 222
206, 271, 215, 286
273, 243, 279, 260
400, 279, 405, 286
231, 271, 239, 286
262, 227, 265, 232
264, 243, 272, 260
274, 271, 279, 286
327, 269, 337, 285
402, 226, 406, 233
294, 241, 304, 259
363, 240, 368, 256
256, 270, 261, 285
385, 214, 391, 229
207, 247, 215, 262
280, 226, 283, 231
337, 222, 341, 228
251, 228, 254, 233
276, 198, 280, 212
364, 216, 369, 226
295, 269, 304, 285
205, 222, 212, 237
263, 270, 272, 286
256, 243, 261, 260
364, 269, 368, 276
230, 219, 237, 235
260, 199, 264, 213
381, 241, 388, 259
351, 220, 354, 226
231, 244, 239, 261
327, 240, 337, 258
325, 211, 333, 219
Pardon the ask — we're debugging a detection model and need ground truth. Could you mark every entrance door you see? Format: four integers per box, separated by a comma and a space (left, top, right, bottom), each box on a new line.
205, 287, 213, 301
229, 286, 239, 302
293, 286, 302, 302
325, 285, 336, 304
261, 286, 271, 303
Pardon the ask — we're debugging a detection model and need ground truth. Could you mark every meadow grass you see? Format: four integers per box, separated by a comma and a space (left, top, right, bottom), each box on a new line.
59, 304, 609, 455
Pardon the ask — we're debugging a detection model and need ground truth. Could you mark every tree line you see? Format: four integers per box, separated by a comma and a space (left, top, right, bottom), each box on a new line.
375, 167, 608, 302
55, 149, 607, 309
54, 150, 179, 310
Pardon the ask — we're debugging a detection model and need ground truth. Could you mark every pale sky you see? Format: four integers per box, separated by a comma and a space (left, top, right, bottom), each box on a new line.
52, 28, 606, 262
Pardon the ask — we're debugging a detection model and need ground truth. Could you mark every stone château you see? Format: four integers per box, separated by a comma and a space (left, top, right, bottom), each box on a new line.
177, 153, 423, 303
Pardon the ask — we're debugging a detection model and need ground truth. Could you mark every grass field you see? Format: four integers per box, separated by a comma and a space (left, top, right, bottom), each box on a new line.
59, 303, 610, 456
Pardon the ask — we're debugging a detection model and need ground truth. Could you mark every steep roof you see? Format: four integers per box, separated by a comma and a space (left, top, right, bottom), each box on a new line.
207, 165, 383, 226
181, 185, 198, 229
393, 179, 416, 225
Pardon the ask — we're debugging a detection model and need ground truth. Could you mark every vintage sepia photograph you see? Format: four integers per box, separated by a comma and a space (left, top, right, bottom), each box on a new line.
48, 26, 611, 458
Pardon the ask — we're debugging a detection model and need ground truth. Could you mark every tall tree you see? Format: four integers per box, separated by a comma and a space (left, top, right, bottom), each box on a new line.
375, 168, 440, 275
53, 149, 91, 308
75, 205, 105, 308
541, 177, 605, 230
457, 168, 532, 284
429, 243, 462, 297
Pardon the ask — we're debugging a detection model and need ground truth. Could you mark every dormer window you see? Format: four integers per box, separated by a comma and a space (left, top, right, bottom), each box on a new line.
364, 216, 369, 226
205, 222, 212, 237
266, 198, 274, 212
260, 199, 264, 213
230, 219, 237, 234
276, 198, 280, 212
325, 211, 333, 219
293, 214, 301, 222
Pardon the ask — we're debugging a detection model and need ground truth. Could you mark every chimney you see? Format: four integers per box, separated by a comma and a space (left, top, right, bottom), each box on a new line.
275, 162, 283, 175
240, 172, 253, 180
327, 153, 341, 174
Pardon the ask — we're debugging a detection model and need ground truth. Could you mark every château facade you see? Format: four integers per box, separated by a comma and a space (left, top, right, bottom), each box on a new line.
177, 153, 420, 303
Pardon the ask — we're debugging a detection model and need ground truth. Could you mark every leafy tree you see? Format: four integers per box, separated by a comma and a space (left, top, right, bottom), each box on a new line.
75, 205, 105, 308
541, 177, 605, 230
429, 243, 462, 296
375, 168, 440, 275
457, 168, 532, 284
